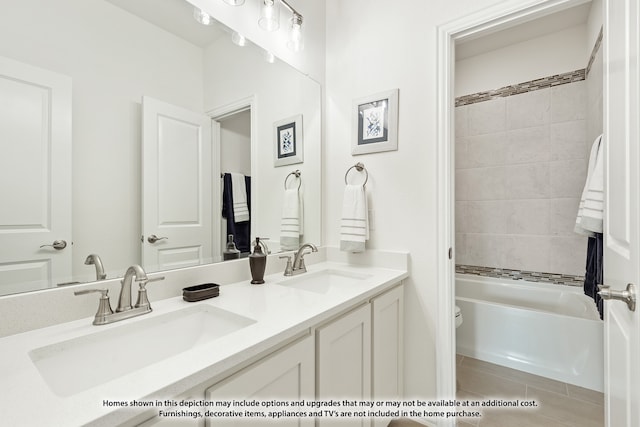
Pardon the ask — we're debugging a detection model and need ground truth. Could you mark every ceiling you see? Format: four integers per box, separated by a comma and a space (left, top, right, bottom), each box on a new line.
105, 0, 226, 47
456, 2, 592, 60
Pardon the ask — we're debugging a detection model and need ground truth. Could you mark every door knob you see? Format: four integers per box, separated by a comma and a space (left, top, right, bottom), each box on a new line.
147, 234, 168, 244
598, 283, 636, 312
40, 240, 67, 250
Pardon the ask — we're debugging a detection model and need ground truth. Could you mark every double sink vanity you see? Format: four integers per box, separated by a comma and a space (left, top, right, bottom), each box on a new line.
0, 247, 408, 426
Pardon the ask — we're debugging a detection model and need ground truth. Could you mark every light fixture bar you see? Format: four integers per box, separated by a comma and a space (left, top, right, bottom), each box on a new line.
278, 0, 303, 23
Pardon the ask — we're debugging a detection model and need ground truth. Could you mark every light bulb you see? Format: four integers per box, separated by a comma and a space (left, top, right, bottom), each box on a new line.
287, 14, 303, 52
232, 31, 247, 47
222, 0, 245, 5
193, 8, 213, 26
264, 51, 276, 63
258, 0, 280, 32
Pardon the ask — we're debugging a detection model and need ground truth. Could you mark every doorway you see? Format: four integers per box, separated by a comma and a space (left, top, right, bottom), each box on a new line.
435, 1, 602, 426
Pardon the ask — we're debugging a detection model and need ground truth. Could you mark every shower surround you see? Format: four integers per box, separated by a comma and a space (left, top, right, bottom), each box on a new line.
455, 74, 588, 277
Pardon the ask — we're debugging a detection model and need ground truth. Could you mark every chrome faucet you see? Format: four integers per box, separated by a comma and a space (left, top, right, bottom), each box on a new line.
74, 264, 164, 325
84, 254, 107, 281
281, 243, 318, 276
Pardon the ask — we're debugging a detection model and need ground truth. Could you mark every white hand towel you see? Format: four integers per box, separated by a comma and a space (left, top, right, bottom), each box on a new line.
231, 172, 250, 223
575, 134, 604, 236
280, 188, 303, 251
340, 184, 369, 253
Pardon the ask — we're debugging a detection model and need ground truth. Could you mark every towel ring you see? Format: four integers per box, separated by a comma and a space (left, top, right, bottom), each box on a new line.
344, 162, 368, 187
284, 170, 302, 190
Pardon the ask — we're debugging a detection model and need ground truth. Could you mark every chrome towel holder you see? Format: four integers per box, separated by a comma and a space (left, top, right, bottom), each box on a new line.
284, 170, 302, 190
345, 162, 368, 187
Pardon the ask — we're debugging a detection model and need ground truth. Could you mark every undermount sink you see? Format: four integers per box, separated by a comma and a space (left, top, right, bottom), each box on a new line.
275, 269, 372, 294
29, 304, 255, 397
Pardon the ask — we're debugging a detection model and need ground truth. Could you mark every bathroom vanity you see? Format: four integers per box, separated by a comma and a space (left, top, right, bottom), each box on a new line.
0, 249, 408, 427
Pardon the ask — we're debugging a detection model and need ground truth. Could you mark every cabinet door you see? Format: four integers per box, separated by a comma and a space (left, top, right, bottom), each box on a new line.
317, 304, 371, 427
372, 285, 404, 427
205, 335, 314, 426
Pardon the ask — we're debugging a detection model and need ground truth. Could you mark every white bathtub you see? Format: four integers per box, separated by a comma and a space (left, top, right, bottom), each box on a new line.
456, 274, 604, 392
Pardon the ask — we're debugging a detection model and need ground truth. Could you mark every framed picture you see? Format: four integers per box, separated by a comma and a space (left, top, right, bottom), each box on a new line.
352, 88, 399, 155
274, 114, 303, 167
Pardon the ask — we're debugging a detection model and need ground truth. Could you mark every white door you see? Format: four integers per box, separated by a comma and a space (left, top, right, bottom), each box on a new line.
602, 1, 640, 426
142, 96, 213, 272
0, 56, 72, 294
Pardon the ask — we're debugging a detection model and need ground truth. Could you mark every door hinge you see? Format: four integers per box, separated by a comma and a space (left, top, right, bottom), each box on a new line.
448, 247, 453, 260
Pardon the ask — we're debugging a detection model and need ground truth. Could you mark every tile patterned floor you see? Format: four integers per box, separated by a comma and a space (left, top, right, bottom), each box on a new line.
456, 355, 604, 427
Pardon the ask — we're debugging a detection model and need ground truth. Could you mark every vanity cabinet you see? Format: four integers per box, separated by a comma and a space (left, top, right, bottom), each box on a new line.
137, 283, 404, 427
316, 284, 404, 427
205, 334, 315, 426
371, 285, 404, 427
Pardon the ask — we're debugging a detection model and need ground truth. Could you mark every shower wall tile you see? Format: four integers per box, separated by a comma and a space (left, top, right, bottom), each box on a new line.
550, 120, 587, 161
506, 200, 550, 235
455, 137, 469, 169
455, 233, 468, 265
550, 236, 588, 276
455, 78, 588, 277
506, 89, 550, 130
550, 159, 587, 198
456, 201, 469, 233
466, 133, 507, 168
551, 80, 587, 123
466, 201, 508, 234
505, 163, 550, 199
506, 126, 550, 164
455, 169, 470, 201
504, 235, 551, 273
550, 198, 581, 236
465, 234, 509, 268
455, 105, 469, 138
468, 98, 506, 136
465, 167, 506, 201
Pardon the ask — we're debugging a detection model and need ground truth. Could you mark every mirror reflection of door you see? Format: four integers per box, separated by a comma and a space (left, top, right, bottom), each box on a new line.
141, 96, 214, 272
217, 108, 252, 257
0, 56, 72, 294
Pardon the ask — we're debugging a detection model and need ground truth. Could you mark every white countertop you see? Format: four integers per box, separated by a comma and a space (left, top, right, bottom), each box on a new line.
0, 260, 408, 427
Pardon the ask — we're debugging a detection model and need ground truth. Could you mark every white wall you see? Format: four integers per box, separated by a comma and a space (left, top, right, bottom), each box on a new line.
455, 24, 587, 97
324, 0, 524, 400
203, 37, 322, 252
0, 0, 204, 281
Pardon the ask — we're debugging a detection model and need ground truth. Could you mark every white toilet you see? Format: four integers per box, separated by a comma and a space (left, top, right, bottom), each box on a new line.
455, 305, 463, 328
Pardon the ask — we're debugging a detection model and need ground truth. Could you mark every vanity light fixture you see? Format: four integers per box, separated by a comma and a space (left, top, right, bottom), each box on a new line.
193, 8, 214, 26
218, 0, 304, 52
258, 0, 280, 32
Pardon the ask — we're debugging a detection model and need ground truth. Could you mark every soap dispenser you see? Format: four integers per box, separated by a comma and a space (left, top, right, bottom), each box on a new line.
223, 234, 240, 260
249, 237, 267, 284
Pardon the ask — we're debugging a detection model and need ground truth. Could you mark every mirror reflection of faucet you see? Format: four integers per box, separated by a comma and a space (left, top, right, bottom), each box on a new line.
74, 264, 164, 325
84, 254, 107, 281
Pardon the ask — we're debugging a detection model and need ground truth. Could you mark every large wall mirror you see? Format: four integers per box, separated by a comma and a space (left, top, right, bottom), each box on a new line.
0, 0, 321, 296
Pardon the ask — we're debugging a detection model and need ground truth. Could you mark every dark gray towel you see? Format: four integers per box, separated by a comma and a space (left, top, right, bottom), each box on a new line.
222, 173, 251, 253
584, 233, 603, 319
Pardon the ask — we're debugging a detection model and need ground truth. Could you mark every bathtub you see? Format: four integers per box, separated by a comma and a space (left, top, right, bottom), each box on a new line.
456, 274, 604, 392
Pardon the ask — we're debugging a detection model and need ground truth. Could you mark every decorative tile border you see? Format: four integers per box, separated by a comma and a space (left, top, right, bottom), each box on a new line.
456, 25, 604, 107
455, 69, 585, 107
455, 264, 585, 287
586, 26, 603, 77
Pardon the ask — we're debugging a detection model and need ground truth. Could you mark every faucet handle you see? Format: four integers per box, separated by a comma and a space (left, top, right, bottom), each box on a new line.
279, 255, 293, 276
74, 288, 114, 325
135, 276, 165, 310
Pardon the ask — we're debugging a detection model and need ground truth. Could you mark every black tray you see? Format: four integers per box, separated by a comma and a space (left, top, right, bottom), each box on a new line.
182, 283, 220, 302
